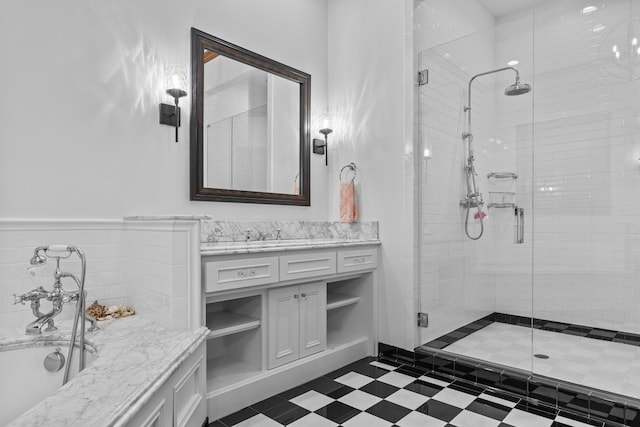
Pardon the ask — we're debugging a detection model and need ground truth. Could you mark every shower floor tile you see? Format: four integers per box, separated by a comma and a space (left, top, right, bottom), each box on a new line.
445, 322, 640, 400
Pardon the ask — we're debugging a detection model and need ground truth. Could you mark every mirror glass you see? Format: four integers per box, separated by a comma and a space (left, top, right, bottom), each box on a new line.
191, 28, 310, 205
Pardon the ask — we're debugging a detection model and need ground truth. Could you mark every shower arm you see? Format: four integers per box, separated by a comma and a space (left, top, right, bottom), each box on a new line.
466, 66, 520, 112
464, 67, 521, 183
465, 67, 521, 153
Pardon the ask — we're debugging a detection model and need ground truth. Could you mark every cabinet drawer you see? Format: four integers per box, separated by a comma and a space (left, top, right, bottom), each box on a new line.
205, 256, 279, 292
279, 250, 336, 281
337, 248, 378, 273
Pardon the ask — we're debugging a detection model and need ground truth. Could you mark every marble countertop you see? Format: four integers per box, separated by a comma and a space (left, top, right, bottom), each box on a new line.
5, 317, 209, 427
200, 238, 381, 256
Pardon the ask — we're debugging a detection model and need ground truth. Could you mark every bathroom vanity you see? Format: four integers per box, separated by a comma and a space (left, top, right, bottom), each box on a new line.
201, 238, 380, 420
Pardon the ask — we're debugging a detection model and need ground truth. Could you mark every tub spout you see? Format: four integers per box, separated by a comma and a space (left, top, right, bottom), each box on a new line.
26, 299, 63, 334
85, 311, 99, 332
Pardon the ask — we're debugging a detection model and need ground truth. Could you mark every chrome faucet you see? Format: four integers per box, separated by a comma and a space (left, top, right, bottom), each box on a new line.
13, 245, 98, 385
14, 253, 94, 335
16, 287, 64, 334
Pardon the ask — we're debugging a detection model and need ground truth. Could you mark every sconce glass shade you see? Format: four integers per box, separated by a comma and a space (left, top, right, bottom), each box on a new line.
319, 113, 333, 134
165, 65, 188, 94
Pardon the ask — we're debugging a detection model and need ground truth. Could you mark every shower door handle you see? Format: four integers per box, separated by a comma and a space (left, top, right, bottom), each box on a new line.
514, 207, 524, 244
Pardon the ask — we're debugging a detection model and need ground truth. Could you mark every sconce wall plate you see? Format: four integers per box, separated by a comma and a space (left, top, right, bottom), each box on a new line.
312, 138, 325, 155
159, 103, 181, 127
313, 127, 332, 166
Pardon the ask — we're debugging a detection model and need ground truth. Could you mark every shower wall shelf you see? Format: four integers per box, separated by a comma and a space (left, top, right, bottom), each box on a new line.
487, 172, 518, 179
487, 202, 517, 209
489, 191, 515, 203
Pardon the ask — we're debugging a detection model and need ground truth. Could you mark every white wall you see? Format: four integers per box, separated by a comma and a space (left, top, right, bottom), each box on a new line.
327, 0, 410, 349
0, 0, 328, 220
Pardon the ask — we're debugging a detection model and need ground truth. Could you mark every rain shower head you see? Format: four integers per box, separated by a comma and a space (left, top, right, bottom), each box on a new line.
505, 78, 531, 96
468, 67, 532, 98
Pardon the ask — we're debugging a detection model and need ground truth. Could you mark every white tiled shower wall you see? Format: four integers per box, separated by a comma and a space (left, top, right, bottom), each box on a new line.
418, 0, 640, 342
520, 0, 640, 332
0, 219, 198, 331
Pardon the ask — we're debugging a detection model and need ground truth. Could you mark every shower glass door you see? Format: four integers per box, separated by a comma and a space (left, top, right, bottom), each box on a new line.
417, 0, 640, 404
529, 0, 640, 401
416, 15, 536, 375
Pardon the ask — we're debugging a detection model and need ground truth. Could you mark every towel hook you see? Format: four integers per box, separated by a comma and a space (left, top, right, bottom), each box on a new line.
339, 163, 357, 182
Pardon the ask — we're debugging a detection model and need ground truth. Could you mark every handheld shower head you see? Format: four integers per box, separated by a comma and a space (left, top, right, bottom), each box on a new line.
29, 249, 47, 266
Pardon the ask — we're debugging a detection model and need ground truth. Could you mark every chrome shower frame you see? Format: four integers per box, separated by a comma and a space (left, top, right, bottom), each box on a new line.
460, 66, 530, 240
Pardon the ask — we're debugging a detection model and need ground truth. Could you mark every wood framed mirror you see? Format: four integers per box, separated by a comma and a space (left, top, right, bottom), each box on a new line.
190, 28, 311, 205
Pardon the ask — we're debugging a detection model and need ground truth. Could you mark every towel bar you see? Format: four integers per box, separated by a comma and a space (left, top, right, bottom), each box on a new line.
339, 163, 357, 182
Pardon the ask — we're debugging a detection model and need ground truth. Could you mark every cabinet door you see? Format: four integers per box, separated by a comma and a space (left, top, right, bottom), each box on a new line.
299, 282, 327, 359
268, 287, 300, 369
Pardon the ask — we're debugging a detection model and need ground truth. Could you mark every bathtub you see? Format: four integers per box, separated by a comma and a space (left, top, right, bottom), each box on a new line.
3, 317, 209, 427
0, 339, 96, 426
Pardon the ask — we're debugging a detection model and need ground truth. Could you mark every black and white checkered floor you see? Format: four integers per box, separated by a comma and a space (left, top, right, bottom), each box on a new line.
210, 357, 611, 427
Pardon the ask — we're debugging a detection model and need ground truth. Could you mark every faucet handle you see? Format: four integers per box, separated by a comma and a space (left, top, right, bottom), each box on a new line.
13, 294, 25, 305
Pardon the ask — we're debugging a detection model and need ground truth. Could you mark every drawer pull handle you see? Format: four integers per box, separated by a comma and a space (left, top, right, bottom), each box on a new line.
301, 293, 306, 298
294, 294, 299, 299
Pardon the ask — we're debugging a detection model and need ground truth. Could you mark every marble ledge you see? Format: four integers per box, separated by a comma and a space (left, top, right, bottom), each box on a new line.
201, 238, 381, 256
5, 317, 209, 427
124, 215, 211, 221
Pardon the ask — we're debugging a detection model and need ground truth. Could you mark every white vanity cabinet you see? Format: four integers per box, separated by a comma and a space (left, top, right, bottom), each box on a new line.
268, 282, 326, 368
202, 243, 379, 421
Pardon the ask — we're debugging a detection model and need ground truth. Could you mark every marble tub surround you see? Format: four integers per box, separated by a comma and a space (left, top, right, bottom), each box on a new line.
6, 317, 209, 427
124, 215, 211, 221
200, 220, 379, 244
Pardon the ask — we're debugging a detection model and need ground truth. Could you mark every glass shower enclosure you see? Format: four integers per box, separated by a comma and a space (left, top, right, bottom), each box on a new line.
416, 0, 640, 405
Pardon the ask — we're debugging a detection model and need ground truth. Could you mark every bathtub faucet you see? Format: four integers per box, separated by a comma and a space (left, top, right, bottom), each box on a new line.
13, 280, 83, 334
13, 245, 98, 336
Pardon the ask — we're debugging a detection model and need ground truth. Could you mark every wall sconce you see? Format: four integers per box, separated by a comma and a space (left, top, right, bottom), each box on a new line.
421, 134, 433, 161
313, 114, 333, 166
159, 65, 187, 142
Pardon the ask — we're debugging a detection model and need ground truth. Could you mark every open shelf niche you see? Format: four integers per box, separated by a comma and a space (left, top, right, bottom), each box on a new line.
205, 295, 262, 390
326, 275, 373, 350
